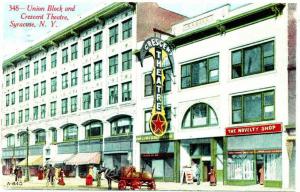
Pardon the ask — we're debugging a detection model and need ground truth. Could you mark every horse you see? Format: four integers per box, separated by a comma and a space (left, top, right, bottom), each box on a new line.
99, 166, 120, 190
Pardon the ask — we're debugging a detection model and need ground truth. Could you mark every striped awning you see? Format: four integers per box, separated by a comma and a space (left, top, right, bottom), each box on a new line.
17, 155, 43, 166
65, 152, 100, 165
46, 154, 74, 165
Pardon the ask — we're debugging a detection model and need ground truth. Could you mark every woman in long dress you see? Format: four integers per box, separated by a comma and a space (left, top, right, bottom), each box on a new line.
57, 169, 65, 185
208, 166, 216, 186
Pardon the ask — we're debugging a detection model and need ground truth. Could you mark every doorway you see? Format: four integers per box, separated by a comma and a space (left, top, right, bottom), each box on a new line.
202, 161, 211, 182
256, 154, 264, 185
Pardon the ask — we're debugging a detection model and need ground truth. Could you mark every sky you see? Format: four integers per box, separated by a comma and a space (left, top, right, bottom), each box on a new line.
1, 0, 248, 59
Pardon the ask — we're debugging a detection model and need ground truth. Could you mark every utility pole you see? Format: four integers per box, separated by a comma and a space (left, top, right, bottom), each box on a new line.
25, 127, 29, 182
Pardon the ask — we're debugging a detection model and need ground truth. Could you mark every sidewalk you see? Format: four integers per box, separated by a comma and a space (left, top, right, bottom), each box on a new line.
1, 175, 295, 191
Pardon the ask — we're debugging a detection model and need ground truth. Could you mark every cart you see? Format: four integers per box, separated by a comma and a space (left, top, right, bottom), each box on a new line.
117, 166, 156, 190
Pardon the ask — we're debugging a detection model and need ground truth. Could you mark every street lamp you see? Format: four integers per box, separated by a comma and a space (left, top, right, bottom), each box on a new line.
18, 127, 30, 182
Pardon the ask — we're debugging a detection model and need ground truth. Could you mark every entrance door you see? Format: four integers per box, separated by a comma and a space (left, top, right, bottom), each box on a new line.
256, 154, 264, 184
202, 161, 211, 182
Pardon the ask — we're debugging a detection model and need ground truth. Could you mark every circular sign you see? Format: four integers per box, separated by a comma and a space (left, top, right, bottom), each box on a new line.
149, 112, 168, 137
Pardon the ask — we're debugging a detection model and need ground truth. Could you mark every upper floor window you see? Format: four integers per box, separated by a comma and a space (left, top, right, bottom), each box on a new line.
62, 98, 68, 114
5, 114, 9, 126
35, 130, 46, 144
19, 68, 24, 81
41, 81, 46, 96
62, 73, 68, 89
11, 112, 15, 125
71, 69, 78, 86
94, 60, 102, 80
6, 74, 10, 87
34, 61, 39, 75
83, 92, 91, 110
51, 129, 57, 143
18, 110, 23, 124
122, 81, 132, 102
164, 68, 172, 93
40, 104, 46, 119
181, 56, 219, 89
122, 50, 132, 71
94, 89, 102, 108
144, 74, 153, 96
19, 132, 28, 146
34, 83, 39, 98
41, 57, 46, 72
111, 116, 132, 136
50, 101, 56, 117
25, 108, 29, 122
109, 55, 118, 75
94, 32, 102, 51
6, 94, 9, 106
25, 65, 30, 79
109, 85, 118, 104
122, 18, 132, 40
19, 89, 23, 103
83, 64, 91, 82
25, 87, 30, 101
51, 52, 57, 68
232, 41, 274, 78
7, 135, 15, 147
63, 124, 78, 141
62, 48, 68, 64
71, 43, 78, 60
109, 25, 118, 45
11, 92, 15, 105
232, 90, 275, 124
33, 106, 38, 120
71, 96, 77, 112
83, 37, 91, 55
85, 121, 103, 138
51, 77, 57, 92
11, 72, 15, 84
182, 103, 218, 128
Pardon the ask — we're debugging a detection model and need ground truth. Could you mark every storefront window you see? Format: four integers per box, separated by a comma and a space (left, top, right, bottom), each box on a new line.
7, 135, 15, 147
182, 103, 218, 128
63, 124, 78, 141
227, 154, 254, 180
111, 117, 132, 136
264, 153, 282, 180
85, 121, 103, 138
19, 133, 28, 146
35, 130, 46, 144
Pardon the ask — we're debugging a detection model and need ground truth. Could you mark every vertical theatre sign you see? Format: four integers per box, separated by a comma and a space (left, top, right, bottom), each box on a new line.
140, 37, 174, 137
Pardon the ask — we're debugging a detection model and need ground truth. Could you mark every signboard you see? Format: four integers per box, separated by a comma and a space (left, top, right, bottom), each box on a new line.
140, 37, 174, 137
226, 123, 282, 136
136, 132, 174, 142
180, 167, 193, 184
228, 149, 282, 155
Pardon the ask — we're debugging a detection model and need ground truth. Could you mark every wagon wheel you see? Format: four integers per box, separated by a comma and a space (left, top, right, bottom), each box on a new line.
131, 179, 141, 190
118, 180, 126, 190
148, 181, 156, 190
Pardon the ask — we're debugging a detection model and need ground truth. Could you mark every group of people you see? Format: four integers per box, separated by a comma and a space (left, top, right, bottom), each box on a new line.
192, 161, 217, 186
13, 166, 23, 182
38, 164, 65, 186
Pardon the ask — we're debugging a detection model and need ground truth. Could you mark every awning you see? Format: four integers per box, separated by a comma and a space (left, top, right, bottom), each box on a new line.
17, 155, 43, 166
65, 152, 100, 165
46, 154, 74, 165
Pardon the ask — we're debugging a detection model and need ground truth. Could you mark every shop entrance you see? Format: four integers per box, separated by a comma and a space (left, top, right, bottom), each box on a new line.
202, 160, 211, 182
256, 154, 264, 185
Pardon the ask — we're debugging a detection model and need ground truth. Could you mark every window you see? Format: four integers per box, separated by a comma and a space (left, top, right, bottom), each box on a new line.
83, 65, 91, 82
35, 130, 46, 144
7, 135, 15, 147
62, 48, 68, 64
11, 92, 15, 105
51, 129, 57, 143
51, 77, 57, 92
6, 114, 9, 126
19, 133, 28, 146
18, 110, 23, 124
164, 68, 172, 93
33, 106, 38, 120
6, 74, 10, 86
182, 103, 218, 128
41, 104, 46, 119
41, 57, 46, 72
227, 154, 254, 180
122, 18, 132, 40
34, 61, 39, 75
34, 83, 38, 98
25, 108, 29, 122
11, 112, 15, 125
94, 89, 102, 108
62, 98, 68, 114
111, 117, 132, 135
145, 74, 153, 96
85, 121, 103, 138
122, 82, 132, 102
62, 73, 68, 89
50, 101, 56, 117
71, 96, 77, 112
232, 41, 274, 78
71, 43, 78, 60
109, 25, 118, 45
145, 107, 172, 132
109, 85, 118, 104
265, 153, 282, 180
41, 81, 46, 96
109, 55, 118, 75
11, 72, 15, 84
51, 52, 57, 68
19, 68, 24, 81
83, 37, 91, 55
181, 56, 219, 89
25, 87, 30, 101
19, 89, 23, 103
71, 69, 78, 86
63, 125, 78, 141
94, 61, 102, 79
25, 65, 30, 79
83, 92, 91, 110
94, 32, 102, 51
122, 50, 132, 70
232, 90, 275, 124
6, 94, 9, 106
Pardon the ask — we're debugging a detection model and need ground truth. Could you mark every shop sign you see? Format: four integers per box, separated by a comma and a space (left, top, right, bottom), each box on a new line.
136, 132, 174, 142
140, 37, 174, 137
228, 149, 281, 155
141, 153, 174, 158
226, 123, 282, 136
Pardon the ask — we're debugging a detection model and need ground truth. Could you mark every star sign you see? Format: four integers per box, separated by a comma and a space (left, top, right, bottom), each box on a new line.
152, 114, 165, 134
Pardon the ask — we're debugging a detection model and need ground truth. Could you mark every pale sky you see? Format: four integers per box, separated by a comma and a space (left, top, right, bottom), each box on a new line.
1, 0, 248, 59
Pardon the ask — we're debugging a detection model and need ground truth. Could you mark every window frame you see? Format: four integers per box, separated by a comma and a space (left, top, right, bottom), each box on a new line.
51, 77, 57, 92
109, 55, 118, 75
83, 64, 91, 82
51, 52, 57, 68
94, 60, 102, 80
41, 57, 46, 72
83, 92, 91, 110
61, 98, 68, 114
122, 81, 132, 102
83, 37, 91, 55
122, 18, 132, 40
62, 73, 68, 89
71, 69, 78, 86
109, 25, 118, 45
50, 101, 56, 117
109, 85, 118, 104
94, 32, 103, 51
71, 43, 78, 60
122, 50, 132, 71
71, 96, 77, 112
62, 47, 68, 64
94, 89, 102, 108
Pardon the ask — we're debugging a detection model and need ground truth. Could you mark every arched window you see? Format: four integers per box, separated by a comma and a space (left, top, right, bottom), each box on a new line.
6, 134, 15, 147
19, 132, 28, 146
182, 103, 218, 128
85, 121, 103, 138
111, 116, 132, 136
35, 130, 46, 144
63, 124, 78, 141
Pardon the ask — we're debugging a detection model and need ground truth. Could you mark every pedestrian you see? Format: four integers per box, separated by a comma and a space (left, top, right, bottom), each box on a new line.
37, 166, 44, 180
48, 164, 55, 185
208, 166, 216, 186
14, 166, 18, 182
57, 168, 65, 185
17, 167, 23, 182
96, 170, 101, 187
259, 165, 264, 185
93, 166, 98, 181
